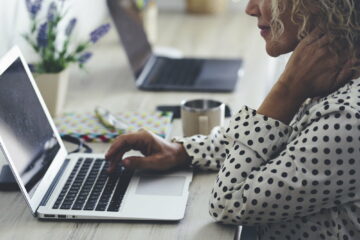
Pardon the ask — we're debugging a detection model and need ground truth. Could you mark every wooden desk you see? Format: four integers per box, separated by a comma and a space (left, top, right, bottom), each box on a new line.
0, 10, 271, 240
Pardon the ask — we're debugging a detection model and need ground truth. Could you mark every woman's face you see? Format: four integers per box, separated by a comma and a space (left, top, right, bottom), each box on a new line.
245, 0, 300, 57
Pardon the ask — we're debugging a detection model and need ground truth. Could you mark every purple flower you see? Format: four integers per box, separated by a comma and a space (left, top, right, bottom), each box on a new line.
78, 52, 93, 64
26, 0, 43, 19
65, 18, 77, 36
89, 23, 110, 43
37, 22, 48, 47
47, 2, 57, 22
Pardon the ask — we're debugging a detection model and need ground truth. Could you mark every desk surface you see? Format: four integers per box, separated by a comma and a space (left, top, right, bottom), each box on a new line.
0, 10, 272, 240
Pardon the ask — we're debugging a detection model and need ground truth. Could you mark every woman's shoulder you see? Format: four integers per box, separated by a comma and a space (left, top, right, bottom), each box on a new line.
319, 77, 360, 112
292, 78, 360, 127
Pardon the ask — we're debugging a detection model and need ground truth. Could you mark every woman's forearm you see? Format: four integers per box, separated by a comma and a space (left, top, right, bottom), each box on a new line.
257, 78, 307, 125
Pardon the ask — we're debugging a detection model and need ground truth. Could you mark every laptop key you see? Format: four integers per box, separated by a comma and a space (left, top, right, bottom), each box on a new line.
107, 170, 133, 212
53, 158, 82, 209
53, 203, 60, 209
148, 58, 203, 87
60, 159, 91, 209
94, 168, 124, 211
95, 204, 107, 211
72, 159, 101, 210
84, 206, 95, 211
55, 158, 134, 213
72, 204, 83, 210
83, 164, 109, 211
60, 204, 71, 210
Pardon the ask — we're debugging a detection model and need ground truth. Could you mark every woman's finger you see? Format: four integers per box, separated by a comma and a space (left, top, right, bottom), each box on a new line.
302, 28, 325, 46
108, 150, 128, 172
106, 135, 128, 159
313, 33, 331, 48
122, 155, 161, 170
106, 133, 148, 172
106, 132, 146, 159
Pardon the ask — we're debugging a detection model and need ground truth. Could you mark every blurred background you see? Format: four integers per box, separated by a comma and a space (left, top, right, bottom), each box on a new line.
0, 0, 291, 112
0, 0, 247, 59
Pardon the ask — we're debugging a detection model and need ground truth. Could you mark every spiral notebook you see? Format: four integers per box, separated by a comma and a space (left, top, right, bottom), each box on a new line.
54, 111, 173, 142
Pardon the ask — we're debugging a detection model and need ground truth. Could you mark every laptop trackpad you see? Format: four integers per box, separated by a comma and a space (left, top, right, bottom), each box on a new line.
135, 175, 185, 196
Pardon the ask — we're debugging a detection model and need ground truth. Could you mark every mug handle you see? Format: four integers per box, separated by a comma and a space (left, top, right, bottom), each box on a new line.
198, 115, 209, 135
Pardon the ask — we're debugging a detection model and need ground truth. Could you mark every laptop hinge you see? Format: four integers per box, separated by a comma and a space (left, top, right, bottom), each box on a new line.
37, 158, 70, 212
136, 55, 157, 87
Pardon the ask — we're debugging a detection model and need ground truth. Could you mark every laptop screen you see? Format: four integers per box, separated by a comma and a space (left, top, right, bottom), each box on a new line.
108, 0, 152, 78
0, 58, 60, 197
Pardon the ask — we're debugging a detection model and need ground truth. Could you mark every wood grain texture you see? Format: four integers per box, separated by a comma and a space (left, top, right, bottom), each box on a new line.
0, 10, 274, 240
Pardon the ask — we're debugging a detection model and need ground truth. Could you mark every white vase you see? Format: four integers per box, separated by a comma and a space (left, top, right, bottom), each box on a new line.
33, 69, 69, 117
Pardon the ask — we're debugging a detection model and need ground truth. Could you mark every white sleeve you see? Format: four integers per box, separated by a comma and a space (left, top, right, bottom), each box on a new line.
172, 126, 228, 171
209, 105, 359, 225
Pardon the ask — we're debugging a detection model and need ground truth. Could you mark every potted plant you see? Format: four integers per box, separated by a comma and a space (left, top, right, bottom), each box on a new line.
23, 0, 110, 116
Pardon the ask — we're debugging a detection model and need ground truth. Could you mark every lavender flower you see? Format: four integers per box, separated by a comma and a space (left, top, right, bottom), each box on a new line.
26, 0, 43, 19
23, 0, 110, 73
47, 2, 57, 22
90, 23, 111, 43
37, 22, 48, 47
65, 18, 77, 36
78, 52, 93, 64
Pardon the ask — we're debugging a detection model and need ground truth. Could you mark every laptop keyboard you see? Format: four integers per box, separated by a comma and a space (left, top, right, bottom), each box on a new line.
147, 58, 204, 86
52, 158, 133, 212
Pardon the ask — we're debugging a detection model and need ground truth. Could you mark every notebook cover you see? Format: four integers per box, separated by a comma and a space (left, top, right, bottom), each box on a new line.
54, 111, 173, 142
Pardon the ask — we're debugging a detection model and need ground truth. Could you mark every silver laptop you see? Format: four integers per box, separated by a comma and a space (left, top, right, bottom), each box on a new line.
0, 46, 193, 221
107, 0, 243, 92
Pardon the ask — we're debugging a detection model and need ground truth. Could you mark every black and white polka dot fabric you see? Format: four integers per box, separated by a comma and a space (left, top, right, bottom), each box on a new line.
174, 79, 360, 239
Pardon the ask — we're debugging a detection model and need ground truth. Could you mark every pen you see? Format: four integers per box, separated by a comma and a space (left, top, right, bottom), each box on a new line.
95, 106, 128, 133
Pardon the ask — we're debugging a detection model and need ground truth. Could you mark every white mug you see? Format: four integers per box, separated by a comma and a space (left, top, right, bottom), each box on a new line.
181, 99, 225, 137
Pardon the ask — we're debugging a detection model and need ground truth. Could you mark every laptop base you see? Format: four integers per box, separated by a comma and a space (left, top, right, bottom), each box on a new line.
138, 56, 242, 92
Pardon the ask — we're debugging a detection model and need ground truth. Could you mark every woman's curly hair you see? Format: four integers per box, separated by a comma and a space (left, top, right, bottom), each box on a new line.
271, 0, 360, 63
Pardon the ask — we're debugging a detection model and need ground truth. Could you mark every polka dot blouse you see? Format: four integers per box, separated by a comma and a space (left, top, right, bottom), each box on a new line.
174, 79, 360, 240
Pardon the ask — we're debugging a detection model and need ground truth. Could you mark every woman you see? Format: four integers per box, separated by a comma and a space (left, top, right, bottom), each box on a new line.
106, 0, 360, 239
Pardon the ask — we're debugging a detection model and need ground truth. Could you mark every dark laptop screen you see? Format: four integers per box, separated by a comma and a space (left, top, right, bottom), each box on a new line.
0, 58, 60, 197
108, 0, 152, 78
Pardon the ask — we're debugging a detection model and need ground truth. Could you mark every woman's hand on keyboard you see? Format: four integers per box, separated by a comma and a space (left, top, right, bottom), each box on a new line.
106, 129, 191, 171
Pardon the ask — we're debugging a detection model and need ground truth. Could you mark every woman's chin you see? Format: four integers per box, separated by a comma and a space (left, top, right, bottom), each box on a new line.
265, 43, 287, 57
265, 40, 299, 57
266, 48, 282, 57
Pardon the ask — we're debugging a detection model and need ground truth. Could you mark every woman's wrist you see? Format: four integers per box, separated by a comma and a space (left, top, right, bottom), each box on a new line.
257, 79, 307, 125
171, 142, 192, 167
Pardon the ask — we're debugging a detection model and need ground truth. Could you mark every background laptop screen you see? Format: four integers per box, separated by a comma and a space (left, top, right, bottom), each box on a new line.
108, 0, 152, 78
0, 58, 60, 197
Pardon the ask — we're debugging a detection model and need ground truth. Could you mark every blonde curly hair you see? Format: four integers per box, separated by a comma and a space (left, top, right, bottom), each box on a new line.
270, 0, 360, 62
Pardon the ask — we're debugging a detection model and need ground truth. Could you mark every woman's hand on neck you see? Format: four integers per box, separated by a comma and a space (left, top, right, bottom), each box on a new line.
257, 29, 357, 125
